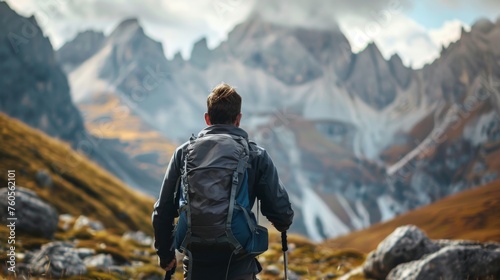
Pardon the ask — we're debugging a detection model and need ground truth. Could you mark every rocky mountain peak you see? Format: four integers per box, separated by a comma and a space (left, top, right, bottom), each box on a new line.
471, 18, 495, 34
388, 53, 403, 65
0, 1, 86, 144
113, 17, 141, 32
108, 17, 146, 44
227, 13, 286, 49
292, 26, 354, 80
345, 42, 399, 109
190, 37, 211, 69
56, 30, 106, 71
424, 17, 500, 102
171, 51, 185, 67
98, 17, 168, 83
363, 42, 384, 57
388, 53, 412, 88
225, 15, 325, 84
0, 1, 16, 17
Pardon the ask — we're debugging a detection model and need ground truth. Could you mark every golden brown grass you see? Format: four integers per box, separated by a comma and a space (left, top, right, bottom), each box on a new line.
79, 94, 176, 176
325, 179, 500, 253
257, 231, 365, 279
0, 112, 155, 235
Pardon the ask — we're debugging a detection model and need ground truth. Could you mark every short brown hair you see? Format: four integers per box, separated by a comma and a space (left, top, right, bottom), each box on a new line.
207, 83, 242, 124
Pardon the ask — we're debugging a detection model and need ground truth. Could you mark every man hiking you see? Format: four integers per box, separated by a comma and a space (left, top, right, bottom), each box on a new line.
152, 83, 294, 280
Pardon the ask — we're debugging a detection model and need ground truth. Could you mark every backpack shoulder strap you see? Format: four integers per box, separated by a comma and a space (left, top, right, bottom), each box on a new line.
179, 133, 198, 247
222, 135, 253, 254
248, 140, 261, 163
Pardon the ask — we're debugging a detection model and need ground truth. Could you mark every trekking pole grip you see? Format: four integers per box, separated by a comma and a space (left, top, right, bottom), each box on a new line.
281, 231, 288, 252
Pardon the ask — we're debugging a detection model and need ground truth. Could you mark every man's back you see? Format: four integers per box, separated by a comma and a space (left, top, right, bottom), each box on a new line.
152, 83, 294, 279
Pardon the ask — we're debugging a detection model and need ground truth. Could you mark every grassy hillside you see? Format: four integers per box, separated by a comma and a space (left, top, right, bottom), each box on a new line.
0, 112, 155, 235
326, 179, 500, 253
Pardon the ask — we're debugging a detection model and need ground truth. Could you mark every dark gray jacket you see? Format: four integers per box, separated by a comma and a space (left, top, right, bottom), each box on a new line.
152, 124, 294, 259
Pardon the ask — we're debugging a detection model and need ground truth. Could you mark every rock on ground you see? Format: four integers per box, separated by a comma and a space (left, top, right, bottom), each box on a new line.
28, 242, 87, 277
73, 215, 105, 231
59, 213, 75, 231
83, 253, 114, 269
363, 225, 439, 279
75, 247, 96, 259
35, 170, 53, 188
387, 244, 500, 280
364, 225, 500, 280
0, 187, 58, 239
123, 230, 153, 246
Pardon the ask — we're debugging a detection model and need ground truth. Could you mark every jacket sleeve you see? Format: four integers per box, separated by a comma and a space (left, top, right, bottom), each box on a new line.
255, 149, 294, 232
152, 147, 182, 259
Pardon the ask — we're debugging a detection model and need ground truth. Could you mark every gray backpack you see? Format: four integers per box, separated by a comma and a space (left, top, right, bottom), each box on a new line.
174, 133, 268, 257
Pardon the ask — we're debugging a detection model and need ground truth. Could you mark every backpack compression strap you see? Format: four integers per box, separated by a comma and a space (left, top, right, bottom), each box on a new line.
179, 135, 251, 255
224, 136, 250, 254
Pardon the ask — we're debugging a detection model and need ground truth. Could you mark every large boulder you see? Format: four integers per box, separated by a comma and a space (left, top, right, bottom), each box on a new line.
364, 225, 500, 280
363, 225, 439, 279
28, 242, 87, 277
0, 187, 58, 239
387, 244, 500, 280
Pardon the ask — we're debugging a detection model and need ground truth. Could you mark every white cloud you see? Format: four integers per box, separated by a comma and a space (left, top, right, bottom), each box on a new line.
252, 0, 411, 30
429, 19, 470, 49
5, 0, 254, 58
3, 0, 472, 66
340, 14, 467, 69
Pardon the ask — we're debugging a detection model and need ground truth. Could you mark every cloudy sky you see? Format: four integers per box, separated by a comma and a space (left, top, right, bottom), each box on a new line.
4, 0, 500, 68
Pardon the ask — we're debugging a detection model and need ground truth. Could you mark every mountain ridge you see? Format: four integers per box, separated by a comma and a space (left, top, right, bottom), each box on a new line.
0, 2, 86, 144
56, 14, 500, 241
0, 2, 167, 195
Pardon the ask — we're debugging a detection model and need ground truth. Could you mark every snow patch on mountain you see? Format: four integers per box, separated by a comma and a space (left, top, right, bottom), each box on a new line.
376, 195, 400, 222
355, 200, 371, 228
273, 126, 350, 241
336, 194, 367, 230
69, 44, 115, 102
303, 187, 350, 241
463, 110, 497, 145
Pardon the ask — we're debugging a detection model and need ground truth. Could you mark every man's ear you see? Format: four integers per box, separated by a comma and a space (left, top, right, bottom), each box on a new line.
234, 113, 242, 127
204, 113, 211, 126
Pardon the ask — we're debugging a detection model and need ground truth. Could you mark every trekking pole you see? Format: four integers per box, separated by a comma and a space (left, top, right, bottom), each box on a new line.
163, 262, 176, 280
164, 268, 175, 280
281, 231, 288, 280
